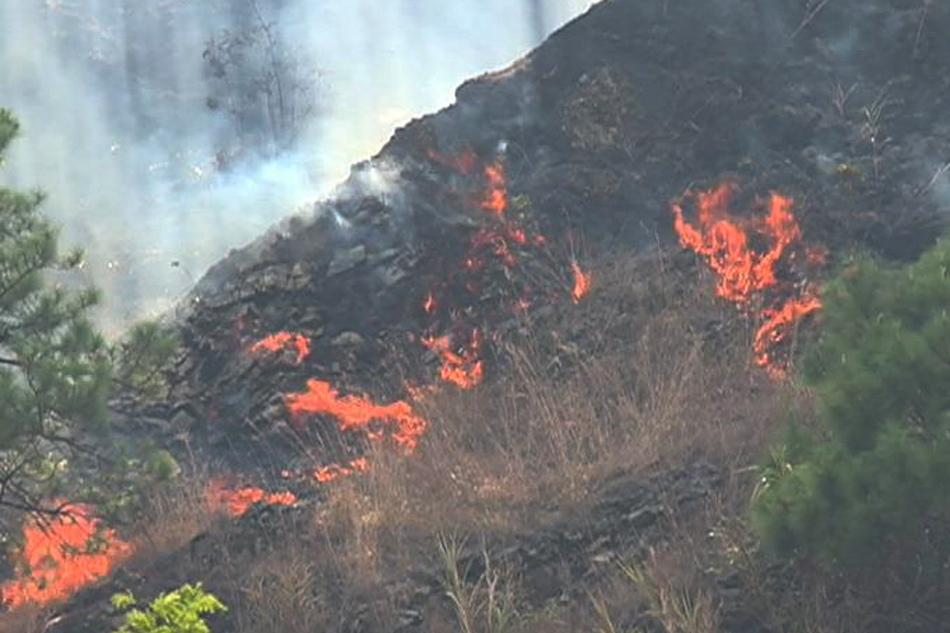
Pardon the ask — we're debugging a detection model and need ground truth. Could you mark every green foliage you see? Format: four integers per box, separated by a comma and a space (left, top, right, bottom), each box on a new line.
111, 584, 227, 633
112, 321, 179, 399
0, 108, 114, 515
0, 109, 182, 525
753, 243, 950, 565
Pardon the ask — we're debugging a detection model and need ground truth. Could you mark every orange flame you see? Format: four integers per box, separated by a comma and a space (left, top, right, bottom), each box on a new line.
422, 330, 484, 389
206, 481, 297, 517
314, 457, 370, 483
571, 261, 591, 303
754, 290, 823, 379
423, 292, 437, 315
480, 163, 508, 215
285, 379, 427, 451
671, 183, 822, 376
671, 184, 801, 304
250, 331, 311, 364
1, 504, 133, 609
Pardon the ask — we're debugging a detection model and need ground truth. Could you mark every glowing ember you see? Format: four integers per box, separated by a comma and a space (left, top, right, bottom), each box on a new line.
1, 504, 133, 609
206, 481, 297, 517
422, 330, 484, 389
424, 292, 436, 315
427, 148, 478, 174
571, 261, 592, 303
285, 379, 427, 451
251, 331, 311, 364
314, 457, 370, 483
671, 182, 823, 376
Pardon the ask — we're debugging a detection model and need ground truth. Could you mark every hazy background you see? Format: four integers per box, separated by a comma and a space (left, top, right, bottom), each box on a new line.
0, 0, 595, 334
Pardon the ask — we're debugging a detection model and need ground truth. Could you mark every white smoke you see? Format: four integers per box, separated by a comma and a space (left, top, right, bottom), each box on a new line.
0, 0, 595, 335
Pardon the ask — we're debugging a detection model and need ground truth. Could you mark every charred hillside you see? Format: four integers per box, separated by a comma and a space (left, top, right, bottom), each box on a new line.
10, 0, 950, 631
165, 0, 949, 474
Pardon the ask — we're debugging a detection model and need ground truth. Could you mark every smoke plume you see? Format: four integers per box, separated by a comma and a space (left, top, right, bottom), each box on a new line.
0, 0, 594, 335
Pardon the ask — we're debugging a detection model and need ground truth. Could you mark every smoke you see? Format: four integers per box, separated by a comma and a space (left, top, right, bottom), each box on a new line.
0, 0, 595, 335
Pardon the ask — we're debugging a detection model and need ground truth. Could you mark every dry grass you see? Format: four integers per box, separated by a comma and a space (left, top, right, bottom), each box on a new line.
319, 251, 782, 547
125, 471, 224, 568
279, 249, 792, 631
0, 604, 49, 633
228, 542, 329, 633
1, 248, 791, 632
437, 533, 520, 633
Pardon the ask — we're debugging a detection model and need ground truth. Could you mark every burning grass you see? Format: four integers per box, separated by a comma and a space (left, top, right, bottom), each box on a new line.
309, 249, 786, 577
671, 182, 824, 378
10, 247, 793, 633
0, 504, 133, 610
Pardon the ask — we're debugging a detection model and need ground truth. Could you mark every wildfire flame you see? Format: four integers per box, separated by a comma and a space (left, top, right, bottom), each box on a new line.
422, 330, 484, 390
314, 457, 370, 483
250, 331, 311, 364
206, 481, 298, 517
571, 261, 591, 303
1, 504, 133, 609
480, 162, 508, 215
671, 182, 823, 377
285, 379, 427, 452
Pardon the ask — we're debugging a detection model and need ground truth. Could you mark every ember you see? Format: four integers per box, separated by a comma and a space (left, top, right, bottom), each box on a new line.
207, 481, 298, 517
250, 331, 311, 364
1, 503, 133, 609
671, 182, 823, 376
427, 148, 478, 174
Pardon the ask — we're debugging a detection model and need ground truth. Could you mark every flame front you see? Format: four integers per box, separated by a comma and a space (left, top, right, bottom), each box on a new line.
1, 504, 133, 609
671, 182, 823, 376
206, 481, 298, 517
285, 379, 427, 452
250, 331, 311, 364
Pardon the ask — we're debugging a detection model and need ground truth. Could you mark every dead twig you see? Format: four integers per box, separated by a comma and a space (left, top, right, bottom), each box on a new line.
913, 0, 933, 59
791, 0, 835, 40
914, 162, 950, 198
830, 81, 859, 118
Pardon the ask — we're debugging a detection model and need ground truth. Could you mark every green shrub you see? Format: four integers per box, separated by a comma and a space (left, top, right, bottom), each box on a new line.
111, 583, 227, 633
753, 241, 950, 565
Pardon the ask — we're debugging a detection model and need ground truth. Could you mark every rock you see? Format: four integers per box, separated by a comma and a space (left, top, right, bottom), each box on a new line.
396, 608, 424, 628
327, 245, 366, 276
332, 331, 365, 348
170, 408, 197, 430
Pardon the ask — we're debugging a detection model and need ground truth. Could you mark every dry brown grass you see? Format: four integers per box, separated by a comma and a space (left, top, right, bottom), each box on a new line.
125, 471, 224, 569
0, 604, 49, 633
228, 542, 330, 633
278, 249, 793, 632
319, 251, 784, 546
39, 248, 791, 633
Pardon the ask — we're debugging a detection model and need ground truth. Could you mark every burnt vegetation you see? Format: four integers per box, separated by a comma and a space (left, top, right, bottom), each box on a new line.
4, 0, 950, 632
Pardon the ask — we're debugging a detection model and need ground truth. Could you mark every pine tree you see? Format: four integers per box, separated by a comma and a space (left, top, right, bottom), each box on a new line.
753, 242, 950, 565
0, 108, 117, 521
